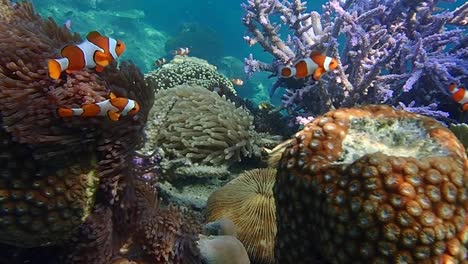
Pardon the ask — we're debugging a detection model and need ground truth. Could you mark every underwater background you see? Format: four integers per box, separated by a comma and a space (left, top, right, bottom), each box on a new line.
29, 0, 464, 108
0, 0, 467, 263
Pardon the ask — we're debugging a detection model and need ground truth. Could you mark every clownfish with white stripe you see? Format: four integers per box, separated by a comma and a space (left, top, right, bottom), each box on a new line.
48, 31, 126, 80
57, 92, 140, 121
448, 83, 468, 111
172, 47, 190, 56
154, 57, 166, 67
278, 52, 338, 80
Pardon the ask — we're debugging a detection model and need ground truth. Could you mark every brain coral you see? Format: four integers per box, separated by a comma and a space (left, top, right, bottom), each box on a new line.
145, 55, 236, 94
206, 168, 277, 264
145, 85, 255, 166
275, 105, 468, 263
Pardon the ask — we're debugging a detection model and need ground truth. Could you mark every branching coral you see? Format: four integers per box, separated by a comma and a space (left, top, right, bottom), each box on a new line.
275, 105, 468, 263
242, 0, 468, 122
145, 85, 257, 166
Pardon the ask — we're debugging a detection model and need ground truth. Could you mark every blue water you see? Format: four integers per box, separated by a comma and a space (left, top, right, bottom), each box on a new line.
29, 0, 462, 107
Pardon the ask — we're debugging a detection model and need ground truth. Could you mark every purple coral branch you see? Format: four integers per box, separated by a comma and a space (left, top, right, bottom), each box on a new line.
242, 0, 468, 124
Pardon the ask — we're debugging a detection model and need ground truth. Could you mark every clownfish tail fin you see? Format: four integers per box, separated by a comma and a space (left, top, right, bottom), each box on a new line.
48, 58, 69, 80
57, 107, 73, 117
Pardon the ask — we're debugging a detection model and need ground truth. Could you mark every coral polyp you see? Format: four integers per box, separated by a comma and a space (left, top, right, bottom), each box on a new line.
275, 105, 468, 263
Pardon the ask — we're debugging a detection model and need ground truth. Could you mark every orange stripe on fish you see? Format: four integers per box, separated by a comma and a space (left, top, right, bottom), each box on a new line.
278, 52, 338, 80
57, 92, 140, 121
448, 83, 468, 111
47, 31, 126, 80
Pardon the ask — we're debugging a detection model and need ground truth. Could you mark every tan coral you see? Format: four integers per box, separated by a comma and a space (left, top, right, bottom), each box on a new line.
206, 168, 277, 264
275, 105, 468, 263
145, 85, 255, 166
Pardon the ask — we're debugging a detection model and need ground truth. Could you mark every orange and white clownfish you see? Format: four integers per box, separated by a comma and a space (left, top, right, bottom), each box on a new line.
231, 78, 244, 86
448, 83, 468, 111
154, 57, 166, 67
48, 31, 126, 80
278, 52, 338, 80
57, 92, 140, 121
172, 47, 190, 56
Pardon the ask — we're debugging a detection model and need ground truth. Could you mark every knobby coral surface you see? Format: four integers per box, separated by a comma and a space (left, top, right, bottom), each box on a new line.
145, 55, 236, 95
275, 105, 468, 263
0, 1, 202, 263
207, 168, 277, 264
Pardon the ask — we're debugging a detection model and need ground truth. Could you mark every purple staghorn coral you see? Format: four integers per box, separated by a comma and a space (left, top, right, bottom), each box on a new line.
242, 0, 468, 122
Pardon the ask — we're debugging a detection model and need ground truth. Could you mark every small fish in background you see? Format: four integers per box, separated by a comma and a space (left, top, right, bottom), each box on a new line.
48, 31, 126, 80
172, 47, 190, 56
278, 51, 338, 80
258, 101, 274, 111
154, 57, 166, 68
57, 92, 140, 121
63, 19, 72, 31
231, 78, 244, 86
449, 83, 468, 111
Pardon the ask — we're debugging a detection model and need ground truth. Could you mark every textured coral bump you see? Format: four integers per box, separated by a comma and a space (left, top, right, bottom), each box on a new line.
274, 105, 468, 263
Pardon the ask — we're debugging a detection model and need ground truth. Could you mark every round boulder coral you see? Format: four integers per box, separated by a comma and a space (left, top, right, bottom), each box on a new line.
206, 168, 277, 264
145, 55, 235, 94
275, 105, 468, 263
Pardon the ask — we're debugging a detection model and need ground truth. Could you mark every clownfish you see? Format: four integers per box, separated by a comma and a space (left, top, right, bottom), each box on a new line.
48, 31, 126, 80
154, 57, 166, 67
231, 78, 244, 86
278, 52, 338, 80
449, 83, 468, 111
57, 92, 140, 121
172, 47, 190, 56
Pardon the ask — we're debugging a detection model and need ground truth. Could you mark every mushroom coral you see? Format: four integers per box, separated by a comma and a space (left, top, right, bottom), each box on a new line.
206, 168, 277, 264
0, 1, 202, 263
275, 105, 468, 263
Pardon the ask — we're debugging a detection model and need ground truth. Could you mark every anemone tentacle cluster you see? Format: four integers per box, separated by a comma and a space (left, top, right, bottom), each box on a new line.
0, 1, 202, 262
275, 105, 468, 263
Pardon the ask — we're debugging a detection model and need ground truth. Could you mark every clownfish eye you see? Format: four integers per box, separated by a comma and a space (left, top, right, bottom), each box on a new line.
132, 107, 136, 110
116, 43, 121, 47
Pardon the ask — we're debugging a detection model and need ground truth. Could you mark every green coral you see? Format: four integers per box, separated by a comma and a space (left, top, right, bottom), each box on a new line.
449, 123, 468, 155
145, 55, 236, 94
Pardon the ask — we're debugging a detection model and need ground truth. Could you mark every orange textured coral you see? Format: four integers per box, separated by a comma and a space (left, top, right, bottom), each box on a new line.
275, 105, 468, 263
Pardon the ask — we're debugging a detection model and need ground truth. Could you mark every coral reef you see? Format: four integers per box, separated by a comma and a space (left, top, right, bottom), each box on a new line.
0, 1, 203, 263
275, 105, 468, 263
207, 168, 277, 264
144, 85, 257, 166
145, 56, 236, 94
198, 235, 250, 264
242, 0, 468, 122
203, 218, 237, 237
